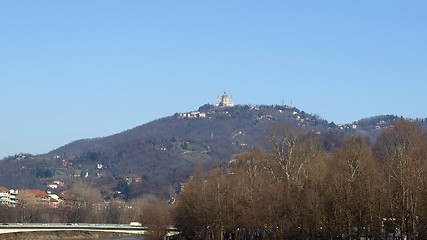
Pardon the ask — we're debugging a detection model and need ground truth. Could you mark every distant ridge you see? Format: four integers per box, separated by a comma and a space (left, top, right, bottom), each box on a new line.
0, 103, 425, 199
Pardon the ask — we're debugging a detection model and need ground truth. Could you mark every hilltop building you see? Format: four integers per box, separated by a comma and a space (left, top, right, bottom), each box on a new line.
216, 91, 234, 107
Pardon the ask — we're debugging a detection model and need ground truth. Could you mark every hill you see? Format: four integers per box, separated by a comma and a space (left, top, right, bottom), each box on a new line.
0, 104, 425, 199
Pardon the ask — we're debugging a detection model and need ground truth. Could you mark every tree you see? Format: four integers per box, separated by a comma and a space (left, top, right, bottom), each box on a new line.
324, 136, 382, 239
127, 194, 159, 222
68, 182, 105, 223
117, 178, 132, 201
172, 119, 427, 240
142, 202, 172, 240
374, 119, 427, 239
35, 166, 56, 178
174, 171, 212, 239
264, 125, 321, 187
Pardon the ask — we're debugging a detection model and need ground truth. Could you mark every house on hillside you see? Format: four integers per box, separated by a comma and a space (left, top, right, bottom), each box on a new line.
47, 184, 58, 189
0, 186, 10, 206
0, 186, 18, 207
9, 189, 18, 207
19, 189, 51, 207
60, 193, 78, 208
48, 193, 63, 209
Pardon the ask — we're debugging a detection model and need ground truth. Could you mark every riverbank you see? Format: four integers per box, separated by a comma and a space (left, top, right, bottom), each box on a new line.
0, 230, 136, 240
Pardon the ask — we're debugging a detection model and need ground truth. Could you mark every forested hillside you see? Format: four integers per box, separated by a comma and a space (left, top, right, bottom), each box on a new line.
0, 104, 425, 200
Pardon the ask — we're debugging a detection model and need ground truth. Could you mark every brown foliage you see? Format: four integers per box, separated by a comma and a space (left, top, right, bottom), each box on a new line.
174, 121, 427, 239
374, 120, 427, 238
67, 182, 106, 223
142, 201, 173, 240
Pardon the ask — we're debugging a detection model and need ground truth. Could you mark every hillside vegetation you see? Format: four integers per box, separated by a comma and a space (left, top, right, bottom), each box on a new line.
175, 119, 427, 239
0, 104, 425, 199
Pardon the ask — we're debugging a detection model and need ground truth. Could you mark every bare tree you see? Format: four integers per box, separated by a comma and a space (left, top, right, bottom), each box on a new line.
265, 125, 322, 187
124, 194, 160, 224
174, 171, 212, 239
173, 120, 427, 240
68, 182, 105, 223
374, 120, 427, 239
142, 201, 172, 240
17, 190, 40, 223
324, 136, 382, 239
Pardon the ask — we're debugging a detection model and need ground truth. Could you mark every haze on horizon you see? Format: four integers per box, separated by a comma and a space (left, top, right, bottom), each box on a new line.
1, 1, 426, 158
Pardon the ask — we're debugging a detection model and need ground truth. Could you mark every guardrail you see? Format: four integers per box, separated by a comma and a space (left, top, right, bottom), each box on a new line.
0, 223, 179, 236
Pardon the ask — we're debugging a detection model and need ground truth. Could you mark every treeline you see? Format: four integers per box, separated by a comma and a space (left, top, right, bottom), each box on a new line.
0, 182, 169, 228
174, 120, 427, 239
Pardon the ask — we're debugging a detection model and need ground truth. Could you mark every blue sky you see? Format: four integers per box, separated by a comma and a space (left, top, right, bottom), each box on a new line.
1, 1, 426, 158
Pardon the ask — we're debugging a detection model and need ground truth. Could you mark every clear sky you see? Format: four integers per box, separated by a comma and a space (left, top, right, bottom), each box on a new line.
1, 1, 426, 158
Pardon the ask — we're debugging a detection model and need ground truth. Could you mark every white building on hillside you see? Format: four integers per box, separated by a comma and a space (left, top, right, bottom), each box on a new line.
0, 186, 18, 207
216, 91, 234, 107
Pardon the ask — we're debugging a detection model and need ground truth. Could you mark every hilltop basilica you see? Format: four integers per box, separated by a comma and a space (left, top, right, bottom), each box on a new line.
216, 91, 234, 107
